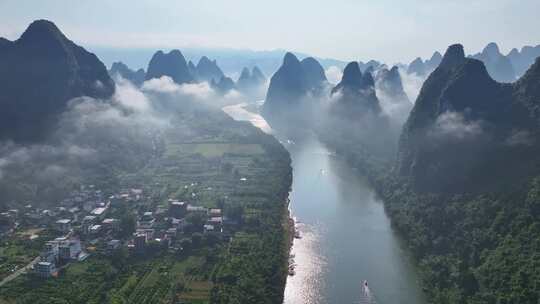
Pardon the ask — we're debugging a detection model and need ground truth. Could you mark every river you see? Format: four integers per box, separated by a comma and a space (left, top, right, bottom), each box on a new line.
223, 103, 426, 304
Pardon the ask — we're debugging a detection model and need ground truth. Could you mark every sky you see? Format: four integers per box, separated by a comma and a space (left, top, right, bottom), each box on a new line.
0, 0, 539, 64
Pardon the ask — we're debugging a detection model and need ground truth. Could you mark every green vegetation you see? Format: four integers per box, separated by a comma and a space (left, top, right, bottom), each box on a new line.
0, 229, 56, 281
165, 143, 264, 158
0, 102, 292, 303
1, 254, 212, 304
378, 177, 540, 303
320, 126, 540, 303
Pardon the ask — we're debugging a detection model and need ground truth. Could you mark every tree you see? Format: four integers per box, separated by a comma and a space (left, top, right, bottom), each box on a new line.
119, 212, 136, 238
191, 233, 203, 248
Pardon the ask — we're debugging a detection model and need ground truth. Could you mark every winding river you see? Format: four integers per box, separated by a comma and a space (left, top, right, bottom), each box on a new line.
223, 103, 426, 304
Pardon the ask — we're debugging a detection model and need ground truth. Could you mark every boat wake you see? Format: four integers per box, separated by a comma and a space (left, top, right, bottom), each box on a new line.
356, 281, 377, 304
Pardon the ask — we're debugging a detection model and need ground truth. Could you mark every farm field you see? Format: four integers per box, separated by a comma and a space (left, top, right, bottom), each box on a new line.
0, 102, 292, 304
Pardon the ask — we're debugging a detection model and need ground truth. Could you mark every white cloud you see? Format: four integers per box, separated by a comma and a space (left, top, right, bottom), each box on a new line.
141, 76, 181, 94
375, 89, 412, 125
430, 111, 483, 140
325, 66, 343, 85
177, 82, 214, 99
399, 69, 425, 103
141, 76, 247, 105
67, 145, 96, 157
114, 77, 151, 111
505, 129, 534, 146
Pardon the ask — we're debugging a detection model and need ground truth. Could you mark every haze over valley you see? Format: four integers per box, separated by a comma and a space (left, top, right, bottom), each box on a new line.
1, 1, 540, 304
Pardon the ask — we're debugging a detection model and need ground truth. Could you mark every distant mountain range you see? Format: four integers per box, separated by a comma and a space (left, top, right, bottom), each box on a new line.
262, 52, 328, 120
0, 20, 114, 141
146, 50, 194, 84
330, 61, 381, 115
397, 44, 540, 192
406, 42, 540, 83
237, 66, 266, 91
407, 52, 443, 76
236, 66, 267, 99
109, 62, 145, 86
96, 42, 540, 90
190, 56, 225, 83
470, 43, 516, 82
93, 47, 347, 79
108, 51, 266, 98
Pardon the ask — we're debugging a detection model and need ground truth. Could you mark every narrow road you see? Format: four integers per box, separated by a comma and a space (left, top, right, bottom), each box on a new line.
0, 256, 39, 287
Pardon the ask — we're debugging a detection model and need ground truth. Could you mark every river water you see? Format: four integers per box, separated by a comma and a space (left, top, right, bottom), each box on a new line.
223, 103, 426, 304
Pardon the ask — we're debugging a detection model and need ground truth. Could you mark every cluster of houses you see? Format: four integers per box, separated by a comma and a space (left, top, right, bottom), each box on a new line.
0, 185, 112, 235
35, 237, 88, 278
2, 184, 241, 280
129, 199, 230, 253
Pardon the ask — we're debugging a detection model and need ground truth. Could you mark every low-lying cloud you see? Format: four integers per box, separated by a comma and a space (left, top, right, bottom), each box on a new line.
399, 69, 425, 103
325, 66, 343, 85
0, 75, 249, 204
430, 111, 483, 140
505, 129, 535, 146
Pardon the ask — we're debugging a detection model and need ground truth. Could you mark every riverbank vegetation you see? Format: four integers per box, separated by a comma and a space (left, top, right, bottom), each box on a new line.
318, 129, 540, 303
0, 101, 292, 304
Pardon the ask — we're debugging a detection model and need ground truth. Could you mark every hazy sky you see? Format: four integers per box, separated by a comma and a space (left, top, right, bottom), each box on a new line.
0, 0, 539, 64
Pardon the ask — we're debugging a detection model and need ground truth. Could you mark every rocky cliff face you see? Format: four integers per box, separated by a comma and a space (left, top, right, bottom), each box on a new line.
407, 57, 427, 76
236, 66, 267, 99
376, 66, 409, 101
146, 50, 194, 84
407, 52, 442, 77
358, 60, 381, 73
195, 56, 225, 83
263, 52, 327, 118
0, 19, 115, 141
425, 51, 443, 72
471, 42, 516, 83
211, 76, 236, 94
508, 44, 540, 78
109, 62, 145, 86
397, 44, 540, 193
237, 66, 266, 90
251, 66, 266, 83
331, 62, 381, 115
300, 57, 327, 89
375, 66, 412, 124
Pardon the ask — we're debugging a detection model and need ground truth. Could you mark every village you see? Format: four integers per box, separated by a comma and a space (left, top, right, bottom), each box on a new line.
0, 183, 239, 281
0, 98, 293, 303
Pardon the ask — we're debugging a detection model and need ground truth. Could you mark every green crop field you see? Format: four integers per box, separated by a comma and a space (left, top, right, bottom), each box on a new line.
165, 143, 264, 158
0, 101, 292, 304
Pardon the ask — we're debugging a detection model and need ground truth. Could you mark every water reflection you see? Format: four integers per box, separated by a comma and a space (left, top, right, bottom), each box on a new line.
224, 103, 426, 304
222, 102, 273, 134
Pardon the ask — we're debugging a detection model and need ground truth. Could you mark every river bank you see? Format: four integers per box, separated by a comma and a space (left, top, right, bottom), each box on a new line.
224, 102, 426, 304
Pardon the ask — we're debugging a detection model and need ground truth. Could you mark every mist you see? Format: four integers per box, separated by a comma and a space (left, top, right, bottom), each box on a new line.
261, 78, 410, 162
0, 76, 250, 206
399, 69, 424, 103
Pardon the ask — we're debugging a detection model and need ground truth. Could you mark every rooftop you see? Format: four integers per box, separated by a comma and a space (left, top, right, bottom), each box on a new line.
102, 218, 118, 224
91, 207, 106, 215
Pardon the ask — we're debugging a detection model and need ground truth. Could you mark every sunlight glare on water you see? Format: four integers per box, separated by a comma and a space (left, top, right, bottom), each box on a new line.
223, 102, 426, 304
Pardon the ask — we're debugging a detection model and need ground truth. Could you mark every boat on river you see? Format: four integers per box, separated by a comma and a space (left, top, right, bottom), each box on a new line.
356, 281, 376, 304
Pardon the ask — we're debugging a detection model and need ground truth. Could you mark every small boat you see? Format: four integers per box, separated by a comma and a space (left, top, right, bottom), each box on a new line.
294, 230, 301, 239
362, 280, 370, 296
358, 280, 376, 303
